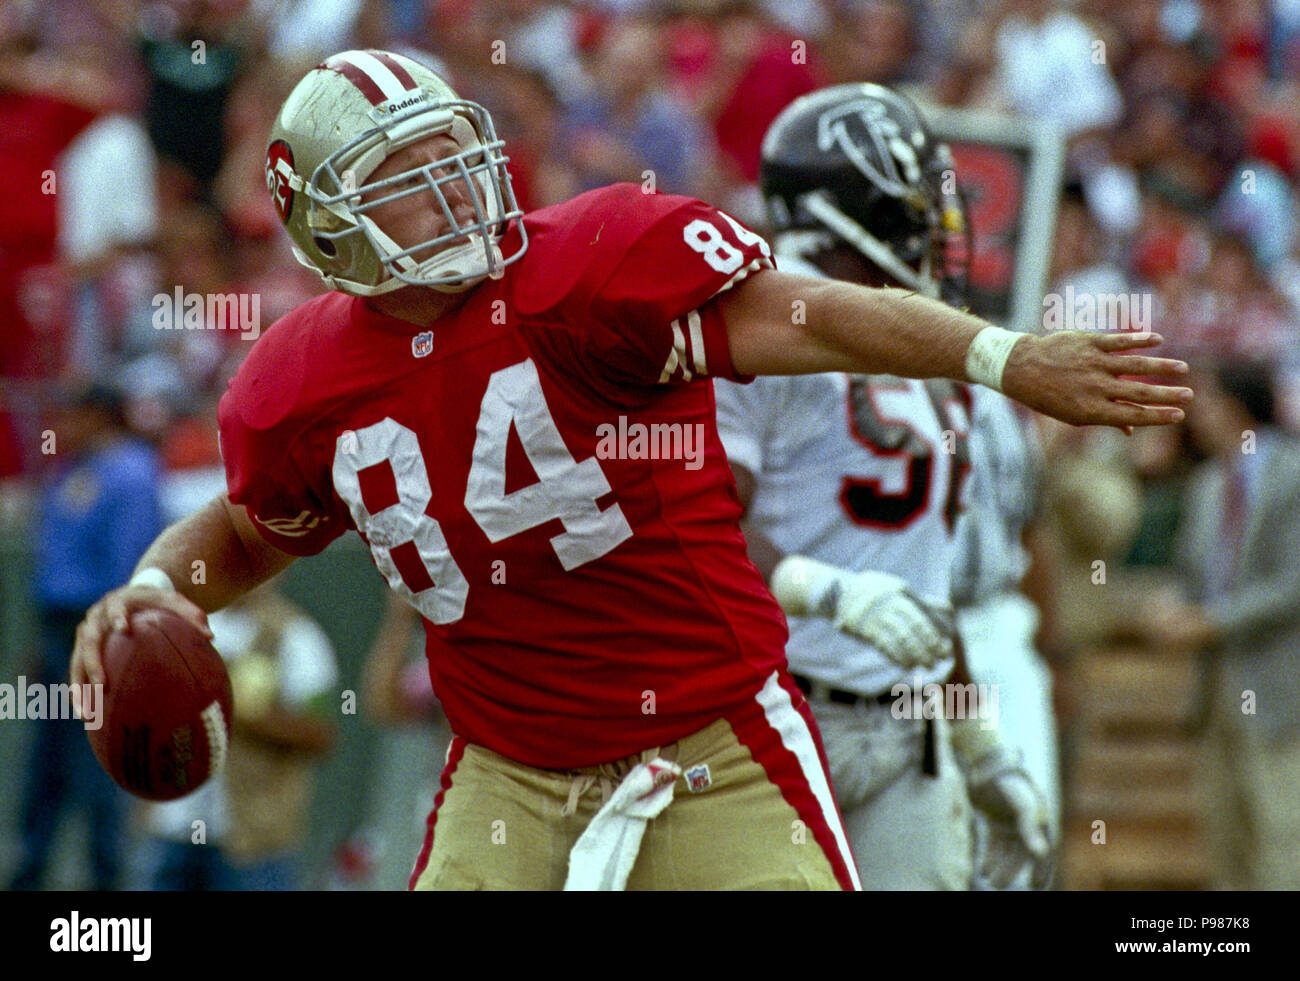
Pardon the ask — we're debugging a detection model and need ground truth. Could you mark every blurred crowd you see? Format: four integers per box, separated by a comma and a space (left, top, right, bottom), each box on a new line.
3, 0, 1300, 478
3, 0, 1300, 888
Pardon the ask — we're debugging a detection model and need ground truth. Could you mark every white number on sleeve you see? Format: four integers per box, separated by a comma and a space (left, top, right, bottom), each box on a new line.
332, 419, 469, 624
717, 210, 772, 258
466, 359, 632, 570
682, 212, 771, 274
683, 219, 744, 274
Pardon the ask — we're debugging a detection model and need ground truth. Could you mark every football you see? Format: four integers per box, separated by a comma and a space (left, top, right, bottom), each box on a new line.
87, 608, 233, 801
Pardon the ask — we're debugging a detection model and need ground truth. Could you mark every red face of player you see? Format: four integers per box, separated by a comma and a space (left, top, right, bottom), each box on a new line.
360, 133, 480, 262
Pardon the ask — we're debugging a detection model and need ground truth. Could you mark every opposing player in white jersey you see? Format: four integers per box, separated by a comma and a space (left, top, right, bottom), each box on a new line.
952, 387, 1061, 887
715, 84, 1051, 889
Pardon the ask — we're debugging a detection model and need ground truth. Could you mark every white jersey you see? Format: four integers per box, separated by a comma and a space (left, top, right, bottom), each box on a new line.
950, 387, 1040, 606
714, 255, 973, 695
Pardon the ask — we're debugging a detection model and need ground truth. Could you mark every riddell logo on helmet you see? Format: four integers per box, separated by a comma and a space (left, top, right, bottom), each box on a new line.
374, 91, 431, 115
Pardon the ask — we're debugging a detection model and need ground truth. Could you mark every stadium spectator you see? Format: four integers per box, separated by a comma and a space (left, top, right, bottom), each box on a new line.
3, 0, 1300, 892
58, 112, 160, 378
563, 17, 708, 194
357, 589, 453, 890
684, 1, 826, 185
0, 11, 106, 383
7, 380, 163, 890
1032, 419, 1142, 658
1144, 360, 1300, 889
252, 0, 369, 64
137, 0, 252, 204
990, 0, 1124, 140
819, 0, 916, 87
141, 578, 337, 890
1049, 186, 1132, 303
1120, 423, 1197, 571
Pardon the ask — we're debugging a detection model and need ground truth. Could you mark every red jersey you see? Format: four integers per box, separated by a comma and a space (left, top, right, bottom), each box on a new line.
219, 183, 790, 767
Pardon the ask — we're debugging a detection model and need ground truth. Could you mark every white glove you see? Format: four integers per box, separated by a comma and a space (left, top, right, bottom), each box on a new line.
951, 718, 1053, 890
770, 555, 954, 670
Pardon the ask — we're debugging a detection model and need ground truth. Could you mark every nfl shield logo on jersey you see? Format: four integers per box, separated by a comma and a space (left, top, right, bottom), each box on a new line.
412, 331, 434, 358
685, 764, 712, 793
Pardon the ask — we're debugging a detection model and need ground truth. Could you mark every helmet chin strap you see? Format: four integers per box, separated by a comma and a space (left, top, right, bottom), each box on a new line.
294, 210, 508, 296
800, 191, 939, 298
290, 244, 408, 297
363, 216, 504, 293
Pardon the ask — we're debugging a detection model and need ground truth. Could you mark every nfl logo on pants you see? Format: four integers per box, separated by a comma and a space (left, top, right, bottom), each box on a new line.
685, 764, 712, 792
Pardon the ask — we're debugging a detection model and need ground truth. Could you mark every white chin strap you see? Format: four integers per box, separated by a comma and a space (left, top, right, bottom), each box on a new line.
294, 225, 507, 297
362, 216, 506, 293
800, 191, 937, 298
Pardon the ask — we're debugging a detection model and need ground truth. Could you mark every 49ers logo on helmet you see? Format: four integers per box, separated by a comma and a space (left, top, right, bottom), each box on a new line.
265, 139, 296, 222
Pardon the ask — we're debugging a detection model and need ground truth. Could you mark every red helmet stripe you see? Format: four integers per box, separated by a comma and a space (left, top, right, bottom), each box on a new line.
366, 50, 419, 91
318, 54, 387, 105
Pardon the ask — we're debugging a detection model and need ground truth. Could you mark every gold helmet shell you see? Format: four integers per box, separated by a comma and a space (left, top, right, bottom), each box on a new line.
266, 49, 527, 295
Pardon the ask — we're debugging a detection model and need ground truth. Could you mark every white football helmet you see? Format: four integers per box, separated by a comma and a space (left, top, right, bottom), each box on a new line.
265, 49, 528, 295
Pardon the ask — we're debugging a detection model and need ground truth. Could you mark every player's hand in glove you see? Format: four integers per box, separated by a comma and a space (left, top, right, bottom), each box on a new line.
950, 717, 1053, 889
770, 555, 954, 670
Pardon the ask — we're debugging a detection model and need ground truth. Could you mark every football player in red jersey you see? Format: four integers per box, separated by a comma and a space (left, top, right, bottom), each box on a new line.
72, 50, 1190, 890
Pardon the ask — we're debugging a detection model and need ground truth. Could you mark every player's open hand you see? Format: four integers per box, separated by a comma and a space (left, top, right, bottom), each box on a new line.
1001, 331, 1191, 431
72, 585, 212, 689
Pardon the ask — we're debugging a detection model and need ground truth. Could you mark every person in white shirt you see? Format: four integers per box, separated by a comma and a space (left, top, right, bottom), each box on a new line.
715, 83, 1052, 889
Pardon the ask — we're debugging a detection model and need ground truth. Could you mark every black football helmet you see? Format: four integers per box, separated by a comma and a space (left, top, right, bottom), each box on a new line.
761, 83, 969, 302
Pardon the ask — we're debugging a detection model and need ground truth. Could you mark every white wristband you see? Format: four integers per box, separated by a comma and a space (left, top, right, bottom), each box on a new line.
770, 555, 844, 618
128, 566, 175, 592
964, 326, 1025, 392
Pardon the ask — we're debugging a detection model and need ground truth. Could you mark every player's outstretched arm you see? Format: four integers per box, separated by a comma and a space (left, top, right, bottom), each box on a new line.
720, 270, 1192, 430
72, 493, 296, 688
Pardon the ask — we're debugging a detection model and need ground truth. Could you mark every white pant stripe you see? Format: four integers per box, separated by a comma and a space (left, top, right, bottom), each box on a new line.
755, 671, 862, 890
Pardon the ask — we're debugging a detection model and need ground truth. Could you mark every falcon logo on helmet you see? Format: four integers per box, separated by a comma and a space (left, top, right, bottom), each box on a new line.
761, 83, 969, 303
816, 99, 924, 196
265, 49, 528, 296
